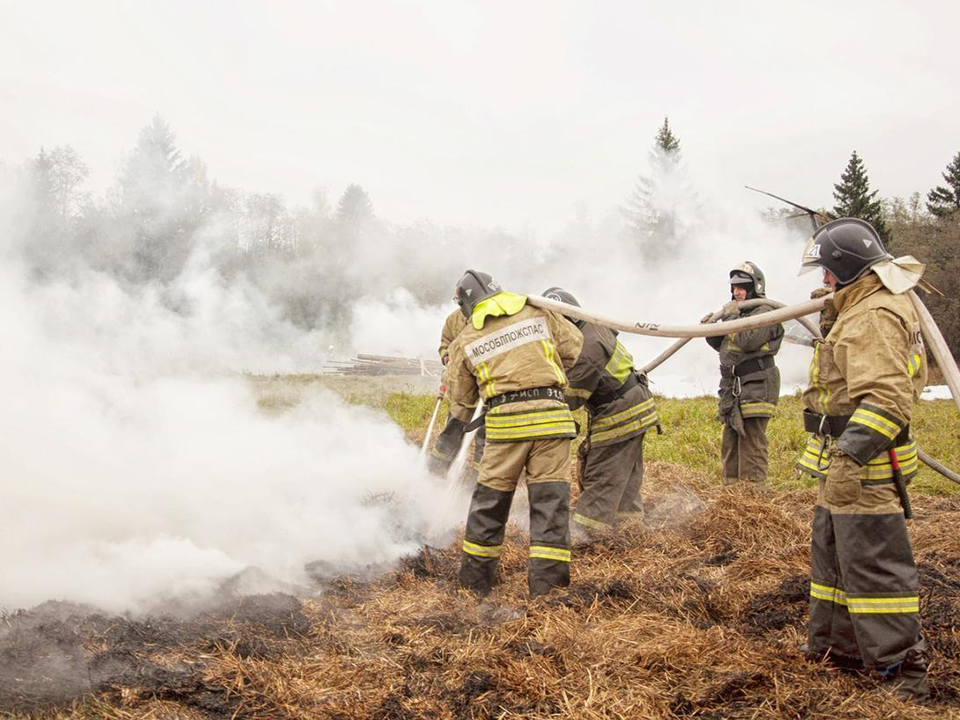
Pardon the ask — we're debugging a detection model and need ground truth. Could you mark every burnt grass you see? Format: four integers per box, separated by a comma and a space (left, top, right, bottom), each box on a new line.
3, 470, 960, 718
0, 593, 309, 717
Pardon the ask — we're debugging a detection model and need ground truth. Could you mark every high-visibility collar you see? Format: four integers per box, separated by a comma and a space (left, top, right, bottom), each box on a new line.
471, 292, 528, 330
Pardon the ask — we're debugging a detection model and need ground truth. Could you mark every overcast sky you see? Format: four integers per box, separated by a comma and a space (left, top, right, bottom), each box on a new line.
1, 0, 957, 233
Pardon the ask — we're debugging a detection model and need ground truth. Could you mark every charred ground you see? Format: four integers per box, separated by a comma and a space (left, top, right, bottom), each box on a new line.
2, 461, 960, 720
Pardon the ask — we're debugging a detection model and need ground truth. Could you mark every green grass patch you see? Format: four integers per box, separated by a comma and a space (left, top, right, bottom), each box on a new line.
374, 391, 960, 497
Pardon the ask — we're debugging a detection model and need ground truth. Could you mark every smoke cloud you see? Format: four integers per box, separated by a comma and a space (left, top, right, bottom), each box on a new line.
0, 126, 819, 614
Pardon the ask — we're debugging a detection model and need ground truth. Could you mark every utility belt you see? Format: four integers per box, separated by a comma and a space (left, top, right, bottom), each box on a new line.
487, 385, 565, 410
590, 372, 641, 408
803, 409, 911, 445
720, 356, 770, 380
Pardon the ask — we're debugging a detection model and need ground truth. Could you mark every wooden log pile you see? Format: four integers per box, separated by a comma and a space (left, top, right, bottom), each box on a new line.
324, 353, 443, 377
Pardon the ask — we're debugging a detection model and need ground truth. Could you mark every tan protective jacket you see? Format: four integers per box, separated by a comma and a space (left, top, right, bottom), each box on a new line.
447, 293, 583, 442
438, 309, 467, 364
798, 274, 927, 482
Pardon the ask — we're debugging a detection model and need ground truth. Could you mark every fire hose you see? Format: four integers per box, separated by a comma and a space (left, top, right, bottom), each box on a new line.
525, 292, 960, 487
637, 298, 821, 376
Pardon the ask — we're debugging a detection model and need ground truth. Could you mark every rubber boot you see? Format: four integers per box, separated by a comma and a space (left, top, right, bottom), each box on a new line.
527, 481, 571, 596
428, 416, 467, 477
884, 648, 930, 701
459, 484, 514, 596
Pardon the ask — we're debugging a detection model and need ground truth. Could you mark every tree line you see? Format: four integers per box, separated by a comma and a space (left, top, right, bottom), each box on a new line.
2, 113, 958, 361
624, 118, 960, 363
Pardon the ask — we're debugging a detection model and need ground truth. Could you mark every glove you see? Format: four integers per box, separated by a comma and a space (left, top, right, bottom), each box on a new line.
823, 451, 862, 506
700, 312, 715, 324
721, 300, 740, 318
809, 287, 832, 300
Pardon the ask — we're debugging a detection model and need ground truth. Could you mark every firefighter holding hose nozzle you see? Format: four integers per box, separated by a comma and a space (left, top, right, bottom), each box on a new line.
796, 218, 929, 700
427, 308, 485, 482
446, 270, 583, 597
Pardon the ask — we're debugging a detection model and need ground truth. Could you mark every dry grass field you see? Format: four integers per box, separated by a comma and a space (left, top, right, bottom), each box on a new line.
2, 381, 958, 719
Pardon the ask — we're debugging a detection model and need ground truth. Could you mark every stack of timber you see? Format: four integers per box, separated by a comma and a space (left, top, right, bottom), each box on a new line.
324, 353, 443, 377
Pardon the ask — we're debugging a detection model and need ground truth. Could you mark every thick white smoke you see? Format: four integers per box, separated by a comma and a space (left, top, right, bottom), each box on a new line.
0, 135, 820, 614
0, 258, 464, 613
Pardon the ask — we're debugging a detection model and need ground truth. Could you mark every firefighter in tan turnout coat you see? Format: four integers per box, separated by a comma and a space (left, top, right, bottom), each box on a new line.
427, 308, 485, 479
446, 270, 583, 596
541, 288, 660, 537
705, 262, 783, 483
797, 218, 928, 700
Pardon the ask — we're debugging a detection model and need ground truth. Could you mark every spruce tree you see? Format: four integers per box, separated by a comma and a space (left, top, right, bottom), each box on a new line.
622, 117, 691, 262
336, 184, 374, 226
926, 151, 960, 218
117, 114, 197, 280
832, 151, 890, 241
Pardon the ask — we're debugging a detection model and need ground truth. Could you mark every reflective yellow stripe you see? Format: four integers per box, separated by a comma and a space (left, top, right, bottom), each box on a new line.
907, 353, 922, 378
810, 582, 848, 605
541, 340, 566, 386
572, 513, 610, 530
590, 412, 659, 444
847, 596, 919, 614
529, 545, 571, 562
850, 408, 900, 440
809, 343, 831, 414
603, 341, 634, 385
592, 398, 656, 430
799, 439, 918, 480
486, 410, 574, 426
741, 401, 776, 417
486, 423, 577, 440
463, 540, 501, 558
478, 362, 496, 398
566, 386, 592, 399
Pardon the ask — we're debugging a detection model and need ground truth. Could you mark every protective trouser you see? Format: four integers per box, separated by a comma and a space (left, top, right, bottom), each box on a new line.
808, 486, 925, 685
428, 416, 486, 477
721, 417, 769, 483
460, 438, 571, 596
572, 434, 645, 531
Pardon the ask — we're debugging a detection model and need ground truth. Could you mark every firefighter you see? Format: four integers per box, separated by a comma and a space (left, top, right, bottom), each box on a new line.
427, 308, 485, 479
797, 218, 928, 700
446, 270, 583, 597
704, 262, 783, 484
541, 288, 660, 539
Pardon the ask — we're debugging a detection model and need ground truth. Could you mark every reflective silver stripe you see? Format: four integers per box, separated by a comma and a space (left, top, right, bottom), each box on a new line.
810, 581, 847, 605
846, 596, 919, 614
529, 545, 571, 562
572, 513, 610, 530
463, 540, 501, 558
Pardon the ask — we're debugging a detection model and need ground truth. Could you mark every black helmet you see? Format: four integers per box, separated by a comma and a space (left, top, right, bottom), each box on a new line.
542, 287, 584, 327
800, 218, 891, 286
454, 269, 502, 318
729, 261, 766, 298
541, 287, 581, 307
